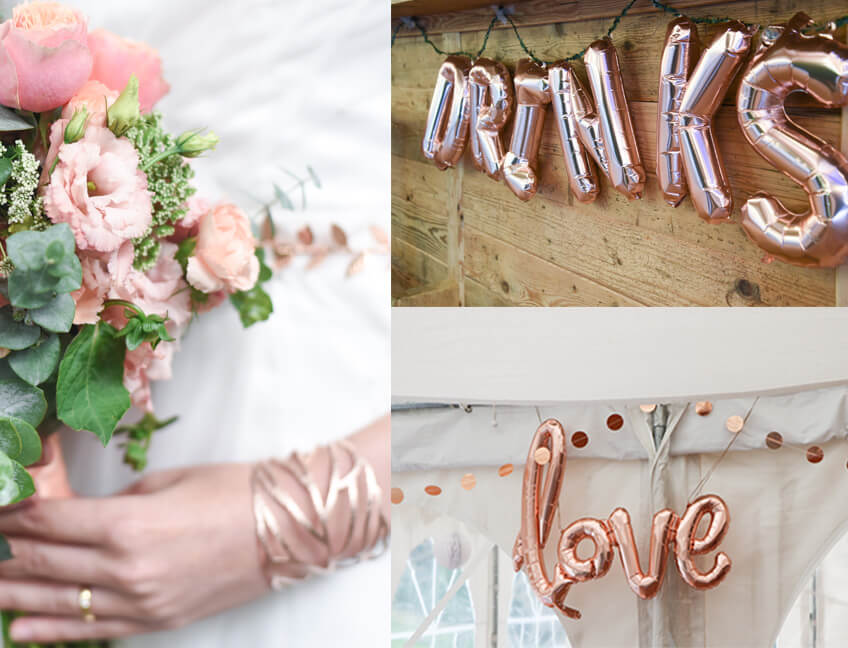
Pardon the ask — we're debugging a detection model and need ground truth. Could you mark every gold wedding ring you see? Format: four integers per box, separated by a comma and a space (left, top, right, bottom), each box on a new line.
78, 586, 95, 623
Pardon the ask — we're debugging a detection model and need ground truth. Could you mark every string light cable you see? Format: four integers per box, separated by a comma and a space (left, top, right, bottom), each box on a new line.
391, 1, 848, 65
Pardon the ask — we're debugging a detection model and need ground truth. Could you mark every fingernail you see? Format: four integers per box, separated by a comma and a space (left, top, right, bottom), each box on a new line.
9, 621, 32, 641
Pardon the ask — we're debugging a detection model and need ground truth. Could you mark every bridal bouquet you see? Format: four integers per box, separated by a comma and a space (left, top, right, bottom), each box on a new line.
0, 0, 273, 538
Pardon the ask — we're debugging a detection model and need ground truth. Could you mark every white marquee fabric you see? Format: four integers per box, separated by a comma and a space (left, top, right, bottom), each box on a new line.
393, 310, 848, 646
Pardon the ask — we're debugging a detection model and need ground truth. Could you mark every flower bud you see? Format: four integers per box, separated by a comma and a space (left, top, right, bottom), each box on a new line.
107, 74, 141, 137
63, 107, 88, 143
175, 130, 219, 158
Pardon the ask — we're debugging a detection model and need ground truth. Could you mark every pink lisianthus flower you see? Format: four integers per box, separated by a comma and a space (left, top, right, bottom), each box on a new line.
186, 203, 259, 294
71, 242, 134, 325
42, 119, 152, 253
88, 29, 169, 113
0, 2, 92, 111
123, 340, 175, 412
108, 241, 192, 330
62, 79, 118, 127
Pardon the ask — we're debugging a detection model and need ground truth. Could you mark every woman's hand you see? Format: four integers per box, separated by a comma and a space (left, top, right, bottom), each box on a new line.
0, 463, 267, 643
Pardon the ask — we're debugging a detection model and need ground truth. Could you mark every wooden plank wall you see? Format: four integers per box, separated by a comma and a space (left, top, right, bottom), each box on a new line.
391, 0, 848, 306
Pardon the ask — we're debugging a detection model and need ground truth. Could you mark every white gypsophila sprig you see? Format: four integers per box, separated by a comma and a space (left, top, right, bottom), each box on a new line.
3, 141, 46, 230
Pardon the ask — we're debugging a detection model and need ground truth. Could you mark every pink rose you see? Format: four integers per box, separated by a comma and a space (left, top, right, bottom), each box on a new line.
42, 119, 152, 253
88, 29, 169, 113
186, 203, 259, 294
62, 80, 118, 127
0, 2, 92, 111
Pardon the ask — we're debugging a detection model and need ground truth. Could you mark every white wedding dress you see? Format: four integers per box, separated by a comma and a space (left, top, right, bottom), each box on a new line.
1, 0, 391, 645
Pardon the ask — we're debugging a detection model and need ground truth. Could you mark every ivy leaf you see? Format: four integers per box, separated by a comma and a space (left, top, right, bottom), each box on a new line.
8, 333, 60, 386
0, 416, 41, 466
7, 224, 82, 309
229, 285, 272, 328
29, 293, 75, 333
0, 306, 40, 350
0, 378, 46, 428
56, 322, 130, 446
0, 449, 34, 507
0, 106, 34, 132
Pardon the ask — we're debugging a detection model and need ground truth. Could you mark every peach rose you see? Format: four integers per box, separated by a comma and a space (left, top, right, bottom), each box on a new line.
186, 203, 259, 294
0, 2, 92, 111
88, 29, 169, 113
42, 119, 152, 253
62, 79, 118, 127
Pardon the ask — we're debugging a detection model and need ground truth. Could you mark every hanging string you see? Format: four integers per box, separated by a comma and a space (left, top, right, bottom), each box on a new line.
392, 1, 848, 64
687, 397, 759, 503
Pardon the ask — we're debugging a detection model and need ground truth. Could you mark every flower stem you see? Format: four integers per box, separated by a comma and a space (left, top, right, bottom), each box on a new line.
140, 145, 180, 172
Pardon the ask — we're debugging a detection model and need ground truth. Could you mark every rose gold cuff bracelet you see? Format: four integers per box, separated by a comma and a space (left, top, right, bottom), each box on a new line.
251, 440, 389, 589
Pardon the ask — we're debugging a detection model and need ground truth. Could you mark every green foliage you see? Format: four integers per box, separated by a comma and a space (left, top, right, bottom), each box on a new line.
116, 412, 177, 471
0, 378, 46, 428
0, 415, 41, 466
126, 112, 197, 270
175, 237, 196, 272
6, 224, 82, 309
29, 292, 75, 333
8, 333, 60, 386
0, 307, 40, 349
56, 322, 130, 446
229, 248, 273, 328
0, 140, 47, 232
0, 450, 33, 507
109, 301, 174, 351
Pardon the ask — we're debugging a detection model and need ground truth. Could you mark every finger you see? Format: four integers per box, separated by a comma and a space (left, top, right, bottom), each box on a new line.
9, 616, 149, 643
0, 497, 123, 545
119, 468, 186, 496
0, 538, 119, 587
0, 580, 138, 619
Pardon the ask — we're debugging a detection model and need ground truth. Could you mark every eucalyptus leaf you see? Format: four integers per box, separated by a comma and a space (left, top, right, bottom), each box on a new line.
57, 322, 130, 446
29, 292, 75, 333
0, 416, 41, 466
0, 106, 34, 132
307, 165, 321, 188
0, 306, 40, 350
7, 224, 82, 309
0, 378, 46, 427
8, 333, 60, 386
273, 183, 294, 211
0, 450, 33, 507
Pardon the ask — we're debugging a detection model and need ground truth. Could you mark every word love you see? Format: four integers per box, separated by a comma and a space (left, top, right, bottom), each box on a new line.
421, 12, 848, 268
512, 419, 731, 619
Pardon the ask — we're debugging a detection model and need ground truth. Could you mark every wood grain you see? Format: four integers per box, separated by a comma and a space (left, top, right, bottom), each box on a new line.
391, 0, 846, 305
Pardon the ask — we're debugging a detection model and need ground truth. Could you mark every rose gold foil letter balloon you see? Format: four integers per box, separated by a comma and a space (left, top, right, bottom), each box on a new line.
583, 38, 645, 200
607, 507, 677, 599
469, 58, 513, 180
502, 59, 550, 201
738, 12, 848, 266
674, 495, 731, 589
678, 22, 754, 222
513, 419, 580, 618
548, 62, 601, 203
422, 56, 472, 170
558, 518, 615, 582
657, 18, 700, 206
